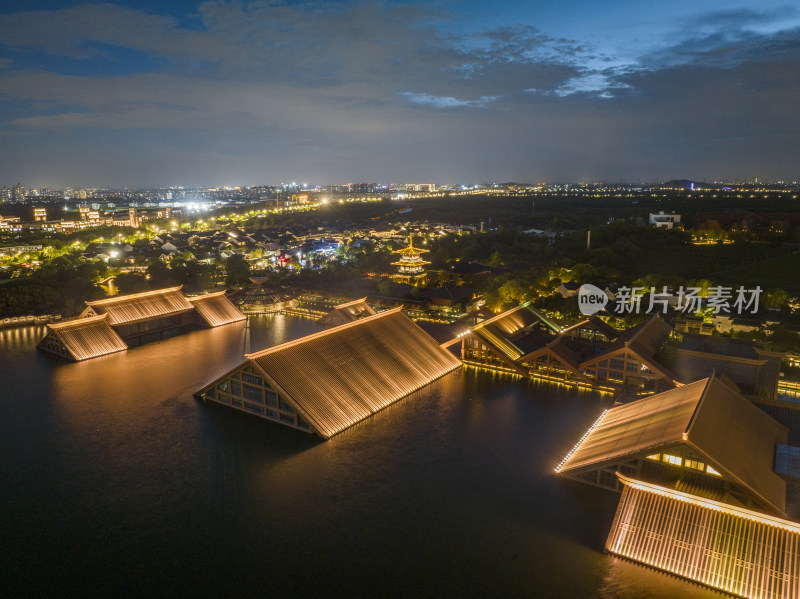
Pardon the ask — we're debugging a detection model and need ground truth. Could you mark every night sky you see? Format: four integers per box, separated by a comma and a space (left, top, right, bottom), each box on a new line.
1, 1, 798, 188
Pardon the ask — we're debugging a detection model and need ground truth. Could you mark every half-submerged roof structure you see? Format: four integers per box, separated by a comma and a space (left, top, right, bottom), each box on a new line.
196, 308, 462, 438
82, 286, 194, 325
37, 314, 127, 361
39, 286, 245, 361
317, 297, 377, 326
556, 374, 789, 515
188, 291, 247, 327
608, 475, 800, 599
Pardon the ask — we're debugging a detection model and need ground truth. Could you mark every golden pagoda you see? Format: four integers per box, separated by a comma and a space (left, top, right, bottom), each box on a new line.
390, 236, 430, 284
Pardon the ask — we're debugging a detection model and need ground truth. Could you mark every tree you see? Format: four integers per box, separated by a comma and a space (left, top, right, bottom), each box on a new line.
115, 273, 150, 294
763, 288, 788, 310
225, 254, 250, 288
146, 260, 175, 288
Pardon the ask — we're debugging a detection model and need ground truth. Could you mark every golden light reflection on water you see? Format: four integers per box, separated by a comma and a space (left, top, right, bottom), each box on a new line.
2, 318, 723, 598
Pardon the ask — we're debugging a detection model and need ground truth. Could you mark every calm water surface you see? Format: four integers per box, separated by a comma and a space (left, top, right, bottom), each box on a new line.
0, 317, 721, 598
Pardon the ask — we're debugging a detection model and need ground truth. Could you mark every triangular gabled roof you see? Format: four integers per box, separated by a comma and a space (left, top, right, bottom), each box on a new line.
470, 302, 561, 362
556, 375, 788, 515
187, 291, 246, 327
200, 309, 461, 438
38, 314, 127, 361
560, 315, 620, 340
578, 315, 678, 383
84, 286, 194, 326
317, 297, 377, 326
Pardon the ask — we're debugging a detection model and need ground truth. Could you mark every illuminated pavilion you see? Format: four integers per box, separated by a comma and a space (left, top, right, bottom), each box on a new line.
194, 308, 461, 438
228, 278, 298, 315
38, 286, 244, 361
390, 236, 430, 284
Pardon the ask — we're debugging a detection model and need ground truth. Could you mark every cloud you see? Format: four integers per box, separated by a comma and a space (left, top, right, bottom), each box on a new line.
400, 92, 499, 108
0, 1, 798, 186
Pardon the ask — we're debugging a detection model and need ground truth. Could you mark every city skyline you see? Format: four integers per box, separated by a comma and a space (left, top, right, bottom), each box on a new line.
0, 1, 799, 187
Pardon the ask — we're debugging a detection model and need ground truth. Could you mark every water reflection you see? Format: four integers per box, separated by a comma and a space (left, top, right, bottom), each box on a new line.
1, 318, 719, 598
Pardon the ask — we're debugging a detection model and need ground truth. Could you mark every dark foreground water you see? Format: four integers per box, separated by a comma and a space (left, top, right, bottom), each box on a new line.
0, 317, 720, 598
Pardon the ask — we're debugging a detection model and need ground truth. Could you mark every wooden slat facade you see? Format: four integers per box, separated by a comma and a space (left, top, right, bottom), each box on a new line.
188, 292, 246, 327
607, 475, 800, 599
317, 297, 377, 326
84, 286, 195, 326
37, 314, 128, 361
196, 308, 462, 438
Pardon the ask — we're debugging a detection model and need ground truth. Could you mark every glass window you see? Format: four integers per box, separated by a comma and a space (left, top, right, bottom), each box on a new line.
279, 413, 294, 424
231, 381, 241, 396
243, 385, 262, 402
267, 409, 278, 419
662, 454, 682, 467
646, 454, 660, 461
266, 391, 277, 407
242, 373, 262, 386
685, 459, 705, 471
217, 381, 230, 392
279, 398, 294, 413
206, 388, 216, 399
706, 465, 722, 476
244, 402, 264, 415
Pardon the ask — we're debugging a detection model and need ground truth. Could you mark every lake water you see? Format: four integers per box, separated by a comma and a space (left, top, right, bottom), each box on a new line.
0, 317, 719, 597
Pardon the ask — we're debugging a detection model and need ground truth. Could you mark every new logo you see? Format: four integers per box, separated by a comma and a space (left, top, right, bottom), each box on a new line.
578, 284, 608, 315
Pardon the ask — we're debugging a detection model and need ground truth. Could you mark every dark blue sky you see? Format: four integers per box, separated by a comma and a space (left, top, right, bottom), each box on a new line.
1, 1, 798, 188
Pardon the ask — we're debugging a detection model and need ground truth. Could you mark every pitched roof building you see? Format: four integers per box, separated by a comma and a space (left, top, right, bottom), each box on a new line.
671, 333, 783, 399
188, 291, 247, 327
37, 314, 127, 361
317, 297, 377, 326
39, 286, 244, 361
463, 304, 676, 392
195, 308, 462, 438
556, 375, 789, 516
81, 286, 192, 325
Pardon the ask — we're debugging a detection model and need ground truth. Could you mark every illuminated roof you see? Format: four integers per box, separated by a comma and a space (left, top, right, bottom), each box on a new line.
188, 291, 246, 327
245, 308, 461, 438
557, 375, 788, 514
317, 297, 377, 326
39, 314, 127, 361
85, 286, 195, 326
560, 315, 619, 340
608, 475, 800, 599
470, 302, 561, 361
392, 236, 429, 256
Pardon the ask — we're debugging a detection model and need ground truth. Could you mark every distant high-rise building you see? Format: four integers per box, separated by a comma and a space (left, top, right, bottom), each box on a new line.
12, 183, 25, 202
348, 183, 376, 194
0, 187, 10, 203
405, 183, 437, 192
